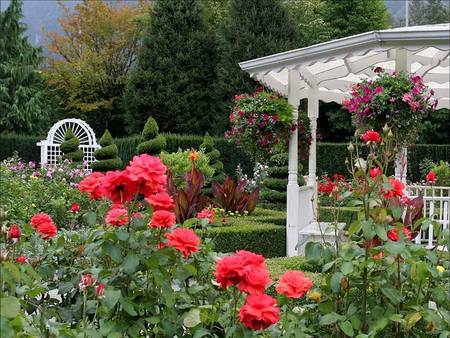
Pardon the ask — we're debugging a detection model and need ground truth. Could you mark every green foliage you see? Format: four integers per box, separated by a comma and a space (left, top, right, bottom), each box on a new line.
201, 133, 224, 195
318, 207, 359, 225
410, 0, 450, 26
137, 117, 167, 155
216, 0, 299, 131
60, 129, 84, 163
92, 129, 123, 172
431, 161, 450, 186
160, 149, 214, 188
124, 0, 218, 135
0, 0, 49, 134
321, 0, 389, 39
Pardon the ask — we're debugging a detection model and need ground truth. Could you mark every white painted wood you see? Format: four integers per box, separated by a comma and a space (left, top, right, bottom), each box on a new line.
37, 118, 100, 170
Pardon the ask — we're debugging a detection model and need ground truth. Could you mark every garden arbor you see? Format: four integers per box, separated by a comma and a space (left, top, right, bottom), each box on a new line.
239, 24, 450, 256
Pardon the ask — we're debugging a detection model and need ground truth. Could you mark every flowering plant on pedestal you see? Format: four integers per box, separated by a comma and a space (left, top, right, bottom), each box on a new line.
225, 88, 310, 161
343, 68, 438, 146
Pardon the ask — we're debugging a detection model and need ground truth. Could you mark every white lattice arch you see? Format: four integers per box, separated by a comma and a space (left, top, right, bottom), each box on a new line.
37, 118, 100, 169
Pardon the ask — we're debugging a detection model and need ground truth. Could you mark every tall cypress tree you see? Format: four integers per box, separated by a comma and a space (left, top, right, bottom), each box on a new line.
321, 0, 389, 40
215, 0, 300, 131
123, 0, 218, 135
0, 0, 48, 134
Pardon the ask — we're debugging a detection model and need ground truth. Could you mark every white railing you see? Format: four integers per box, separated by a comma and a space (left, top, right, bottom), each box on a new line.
406, 185, 449, 248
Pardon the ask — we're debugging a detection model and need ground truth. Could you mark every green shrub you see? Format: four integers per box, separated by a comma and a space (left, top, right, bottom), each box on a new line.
92, 129, 123, 172
160, 148, 214, 188
264, 177, 287, 191
136, 117, 166, 155
318, 206, 359, 225
200, 133, 224, 184
432, 161, 450, 186
60, 129, 83, 163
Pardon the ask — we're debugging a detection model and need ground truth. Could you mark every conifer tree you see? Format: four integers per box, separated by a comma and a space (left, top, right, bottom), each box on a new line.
215, 0, 299, 131
137, 117, 166, 155
60, 129, 84, 163
0, 0, 48, 134
124, 0, 218, 134
92, 130, 123, 172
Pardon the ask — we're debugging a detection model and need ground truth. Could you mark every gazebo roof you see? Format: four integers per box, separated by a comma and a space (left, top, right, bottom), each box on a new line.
239, 24, 450, 109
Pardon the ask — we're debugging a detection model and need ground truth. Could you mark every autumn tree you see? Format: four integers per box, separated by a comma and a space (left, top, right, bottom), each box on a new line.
0, 0, 49, 134
45, 0, 149, 136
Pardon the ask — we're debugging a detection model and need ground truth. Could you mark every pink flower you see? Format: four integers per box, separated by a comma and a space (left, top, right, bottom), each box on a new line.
79, 274, 94, 289
402, 93, 413, 103
150, 210, 176, 228
197, 208, 215, 224
106, 207, 128, 227
361, 130, 381, 143
374, 86, 383, 94
16, 256, 27, 263
96, 283, 105, 299
275, 270, 313, 298
409, 101, 421, 111
370, 167, 382, 178
9, 225, 21, 239
165, 228, 200, 258
412, 86, 422, 95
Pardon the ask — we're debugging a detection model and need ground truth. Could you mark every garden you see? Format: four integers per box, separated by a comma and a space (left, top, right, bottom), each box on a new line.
1, 0, 450, 337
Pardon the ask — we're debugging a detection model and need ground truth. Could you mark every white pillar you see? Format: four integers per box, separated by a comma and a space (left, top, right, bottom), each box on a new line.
307, 88, 319, 187
395, 48, 410, 184
286, 69, 301, 257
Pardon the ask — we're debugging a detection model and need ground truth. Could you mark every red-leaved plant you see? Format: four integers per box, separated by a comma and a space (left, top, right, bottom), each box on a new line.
211, 177, 259, 215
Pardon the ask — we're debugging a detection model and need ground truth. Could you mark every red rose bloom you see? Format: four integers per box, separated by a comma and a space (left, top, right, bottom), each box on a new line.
370, 167, 382, 178
388, 227, 412, 242
150, 210, 176, 228
126, 154, 167, 197
214, 250, 270, 295
70, 203, 80, 213
106, 207, 129, 226
165, 228, 200, 258
9, 225, 21, 239
96, 283, 105, 299
275, 270, 313, 298
145, 192, 174, 211
79, 172, 104, 200
426, 171, 436, 183
101, 171, 138, 204
79, 274, 94, 288
382, 177, 404, 199
238, 294, 280, 330
30, 212, 53, 229
36, 222, 58, 239
196, 208, 215, 224
16, 256, 27, 263
361, 130, 381, 143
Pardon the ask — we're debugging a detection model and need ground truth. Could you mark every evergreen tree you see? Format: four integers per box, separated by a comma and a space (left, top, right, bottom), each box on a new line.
216, 0, 299, 131
60, 129, 84, 163
92, 130, 123, 172
0, 0, 48, 134
123, 0, 218, 135
410, 0, 450, 26
321, 0, 389, 40
137, 117, 166, 155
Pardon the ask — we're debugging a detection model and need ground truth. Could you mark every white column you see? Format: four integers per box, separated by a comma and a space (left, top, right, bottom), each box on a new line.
286, 69, 301, 257
307, 88, 319, 187
395, 48, 410, 184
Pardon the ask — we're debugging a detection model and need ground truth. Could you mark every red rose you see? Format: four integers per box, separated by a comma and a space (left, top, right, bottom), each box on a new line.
361, 130, 381, 143
30, 212, 53, 229
96, 283, 105, 299
79, 172, 104, 200
214, 250, 270, 295
388, 227, 412, 241
275, 270, 313, 298
426, 171, 436, 183
145, 192, 175, 212
79, 274, 94, 288
196, 208, 215, 224
150, 210, 176, 228
125, 154, 167, 197
101, 171, 138, 204
370, 167, 382, 178
318, 177, 335, 195
36, 222, 58, 239
238, 294, 280, 330
16, 256, 27, 263
70, 203, 80, 213
382, 177, 404, 199
106, 207, 128, 227
165, 227, 200, 258
9, 224, 21, 239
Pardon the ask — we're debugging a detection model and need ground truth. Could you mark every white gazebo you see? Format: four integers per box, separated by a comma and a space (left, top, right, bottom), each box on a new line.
239, 24, 450, 256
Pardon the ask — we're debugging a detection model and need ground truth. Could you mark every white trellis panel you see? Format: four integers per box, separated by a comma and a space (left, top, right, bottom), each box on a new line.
37, 118, 100, 170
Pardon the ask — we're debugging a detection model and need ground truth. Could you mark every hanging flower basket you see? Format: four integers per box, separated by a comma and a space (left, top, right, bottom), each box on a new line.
225, 88, 310, 160
343, 68, 438, 146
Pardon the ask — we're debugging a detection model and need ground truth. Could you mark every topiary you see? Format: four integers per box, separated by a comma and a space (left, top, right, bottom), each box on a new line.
137, 117, 166, 155
261, 147, 304, 208
92, 129, 123, 172
60, 128, 84, 163
201, 133, 224, 183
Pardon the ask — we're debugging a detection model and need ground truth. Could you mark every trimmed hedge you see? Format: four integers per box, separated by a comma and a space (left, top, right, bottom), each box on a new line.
318, 206, 359, 225
1, 133, 448, 181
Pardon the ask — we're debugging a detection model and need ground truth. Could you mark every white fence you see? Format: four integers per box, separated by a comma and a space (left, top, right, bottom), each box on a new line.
407, 185, 449, 248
